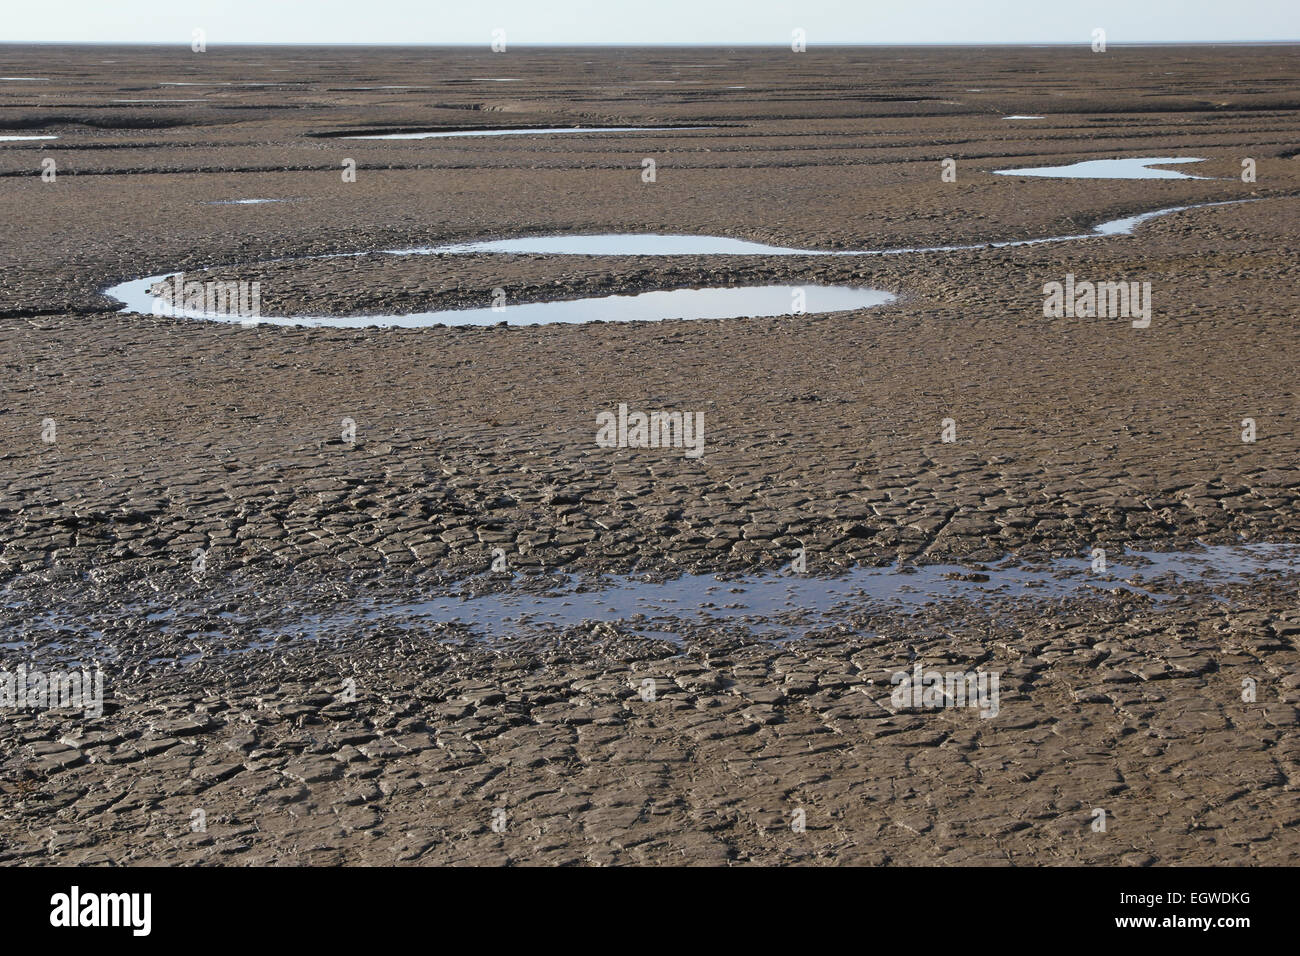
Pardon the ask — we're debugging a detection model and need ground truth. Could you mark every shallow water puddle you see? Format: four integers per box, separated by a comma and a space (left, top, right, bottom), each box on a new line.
0, 135, 57, 142
315, 543, 1300, 643
390, 233, 833, 256
9, 544, 1299, 662
106, 280, 892, 328
385, 199, 1252, 259
1003, 115, 1044, 120
344, 125, 711, 140
104, 197, 1254, 327
205, 198, 287, 205
994, 156, 1210, 179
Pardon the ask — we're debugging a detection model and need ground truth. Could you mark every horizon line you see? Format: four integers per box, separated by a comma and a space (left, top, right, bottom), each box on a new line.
2, 40, 1299, 47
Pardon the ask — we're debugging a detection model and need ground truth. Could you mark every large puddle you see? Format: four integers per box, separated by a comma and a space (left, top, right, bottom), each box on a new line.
391, 234, 832, 256
993, 156, 1210, 179
104, 196, 1253, 328
302, 543, 1300, 643
381, 198, 1250, 259
6, 544, 1297, 667
107, 282, 893, 328
20, 544, 1292, 660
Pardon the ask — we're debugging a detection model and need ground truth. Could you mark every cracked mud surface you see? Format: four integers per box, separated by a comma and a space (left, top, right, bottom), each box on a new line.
1, 45, 1298, 865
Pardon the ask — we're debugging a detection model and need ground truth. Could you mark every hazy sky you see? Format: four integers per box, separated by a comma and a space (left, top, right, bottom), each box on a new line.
3, 0, 1297, 44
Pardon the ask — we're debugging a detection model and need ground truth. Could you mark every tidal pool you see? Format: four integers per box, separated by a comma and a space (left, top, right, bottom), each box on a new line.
205, 199, 287, 205
384, 198, 1254, 260
38, 542, 1292, 660
344, 125, 712, 140
993, 156, 1210, 179
328, 543, 1300, 642
104, 280, 893, 328
388, 234, 831, 256
104, 197, 1254, 328
14, 543, 1297, 665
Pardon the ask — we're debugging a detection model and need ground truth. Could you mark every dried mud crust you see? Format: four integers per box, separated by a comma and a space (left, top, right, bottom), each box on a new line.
2, 587, 1299, 866
2, 45, 1299, 865
5, 199, 1299, 586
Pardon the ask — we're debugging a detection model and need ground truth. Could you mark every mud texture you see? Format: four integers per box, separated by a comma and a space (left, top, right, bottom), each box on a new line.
0, 44, 1298, 865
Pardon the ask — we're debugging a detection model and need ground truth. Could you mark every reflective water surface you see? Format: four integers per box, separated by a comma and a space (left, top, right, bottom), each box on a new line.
103, 198, 1254, 327
345, 125, 711, 140
324, 543, 1300, 642
104, 281, 893, 328
993, 156, 1210, 179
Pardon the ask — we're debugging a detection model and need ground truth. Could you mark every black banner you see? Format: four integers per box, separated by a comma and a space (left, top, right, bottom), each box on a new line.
0, 866, 1276, 942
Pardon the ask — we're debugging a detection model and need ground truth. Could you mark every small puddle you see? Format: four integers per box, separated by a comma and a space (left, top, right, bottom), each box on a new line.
205, 199, 287, 205
343, 125, 712, 140
1003, 115, 1044, 120
994, 156, 1210, 179
0, 135, 57, 142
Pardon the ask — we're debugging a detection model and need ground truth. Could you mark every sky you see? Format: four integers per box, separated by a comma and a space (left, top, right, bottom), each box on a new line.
2, 0, 1297, 45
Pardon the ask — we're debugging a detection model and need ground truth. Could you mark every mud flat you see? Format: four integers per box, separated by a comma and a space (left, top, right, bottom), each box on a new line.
1, 44, 1299, 865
